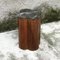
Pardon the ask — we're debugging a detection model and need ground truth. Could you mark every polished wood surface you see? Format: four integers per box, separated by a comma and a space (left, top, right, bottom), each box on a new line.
18, 18, 40, 50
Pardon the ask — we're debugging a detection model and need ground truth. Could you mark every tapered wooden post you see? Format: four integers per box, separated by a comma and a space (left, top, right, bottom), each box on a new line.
18, 9, 41, 50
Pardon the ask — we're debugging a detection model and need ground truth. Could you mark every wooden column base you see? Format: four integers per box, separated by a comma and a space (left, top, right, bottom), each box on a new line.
18, 18, 40, 50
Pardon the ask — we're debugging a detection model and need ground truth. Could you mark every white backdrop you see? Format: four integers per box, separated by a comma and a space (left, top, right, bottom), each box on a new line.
0, 0, 60, 20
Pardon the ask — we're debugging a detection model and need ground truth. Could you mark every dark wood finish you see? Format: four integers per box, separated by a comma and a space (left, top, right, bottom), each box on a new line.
18, 18, 41, 50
